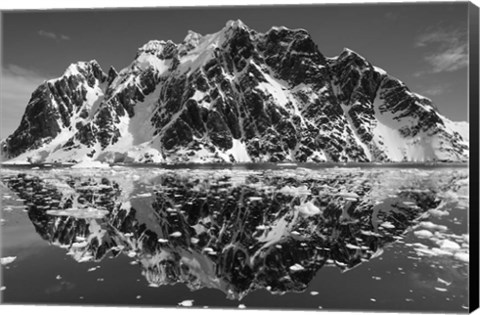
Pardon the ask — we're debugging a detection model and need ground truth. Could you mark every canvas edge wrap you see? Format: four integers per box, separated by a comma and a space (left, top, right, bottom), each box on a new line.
469, 1, 479, 313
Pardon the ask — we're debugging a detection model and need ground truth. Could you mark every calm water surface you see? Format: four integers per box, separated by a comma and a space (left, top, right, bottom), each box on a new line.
0, 165, 469, 312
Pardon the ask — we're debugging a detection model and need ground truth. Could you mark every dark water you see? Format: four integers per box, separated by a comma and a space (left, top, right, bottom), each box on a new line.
0, 166, 469, 312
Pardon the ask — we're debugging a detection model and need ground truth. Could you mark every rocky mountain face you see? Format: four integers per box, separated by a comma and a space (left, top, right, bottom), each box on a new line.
2, 169, 441, 299
0, 20, 469, 164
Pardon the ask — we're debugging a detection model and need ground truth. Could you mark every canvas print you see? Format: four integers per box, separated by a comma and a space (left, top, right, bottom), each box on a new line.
0, 2, 477, 313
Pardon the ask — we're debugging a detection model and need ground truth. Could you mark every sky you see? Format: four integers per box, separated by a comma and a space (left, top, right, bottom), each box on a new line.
0, 2, 471, 138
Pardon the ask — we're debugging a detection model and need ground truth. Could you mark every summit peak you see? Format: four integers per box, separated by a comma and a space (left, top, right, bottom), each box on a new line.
182, 30, 203, 48
225, 19, 248, 29
340, 47, 365, 59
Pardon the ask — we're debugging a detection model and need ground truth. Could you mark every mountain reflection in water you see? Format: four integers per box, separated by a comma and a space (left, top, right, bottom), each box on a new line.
1, 168, 446, 300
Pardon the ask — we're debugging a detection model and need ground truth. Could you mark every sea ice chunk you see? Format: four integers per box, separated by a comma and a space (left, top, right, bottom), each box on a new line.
0, 256, 16, 265
178, 300, 194, 307
289, 263, 305, 271
414, 230, 433, 238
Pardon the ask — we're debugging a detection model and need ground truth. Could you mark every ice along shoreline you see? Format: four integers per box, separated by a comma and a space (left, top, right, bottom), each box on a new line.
0, 161, 469, 170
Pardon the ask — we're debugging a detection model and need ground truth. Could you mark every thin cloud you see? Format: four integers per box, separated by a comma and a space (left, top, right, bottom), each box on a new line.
420, 84, 451, 97
1, 65, 47, 138
38, 30, 71, 41
414, 27, 468, 74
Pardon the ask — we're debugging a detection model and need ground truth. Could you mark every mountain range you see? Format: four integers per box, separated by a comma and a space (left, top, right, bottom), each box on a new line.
0, 20, 469, 164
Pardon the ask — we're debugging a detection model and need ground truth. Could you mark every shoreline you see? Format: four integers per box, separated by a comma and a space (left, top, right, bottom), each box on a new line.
0, 161, 470, 170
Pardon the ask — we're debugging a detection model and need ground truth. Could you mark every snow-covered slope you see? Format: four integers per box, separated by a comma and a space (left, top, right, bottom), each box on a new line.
0, 20, 469, 164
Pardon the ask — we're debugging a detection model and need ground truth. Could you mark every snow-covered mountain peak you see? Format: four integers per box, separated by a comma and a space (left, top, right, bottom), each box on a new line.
341, 47, 358, 55
182, 30, 203, 48
137, 40, 178, 59
138, 40, 167, 53
225, 19, 248, 30
53, 60, 105, 82
219, 19, 258, 43
268, 25, 289, 32
336, 48, 370, 64
1, 21, 469, 164
88, 59, 103, 70
266, 25, 309, 35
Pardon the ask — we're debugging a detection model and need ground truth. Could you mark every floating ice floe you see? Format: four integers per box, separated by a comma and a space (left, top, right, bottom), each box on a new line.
437, 278, 452, 286
127, 251, 136, 258
438, 239, 461, 251
46, 207, 109, 219
256, 224, 268, 230
178, 300, 194, 307
346, 243, 362, 250
431, 248, 454, 256
418, 221, 447, 231
0, 256, 17, 265
411, 247, 434, 256
278, 185, 310, 196
296, 201, 321, 217
428, 208, 449, 217
360, 230, 382, 237
380, 221, 395, 229
413, 230, 433, 238
136, 193, 152, 197
410, 231, 468, 263
190, 237, 199, 244
454, 252, 469, 262
289, 263, 305, 271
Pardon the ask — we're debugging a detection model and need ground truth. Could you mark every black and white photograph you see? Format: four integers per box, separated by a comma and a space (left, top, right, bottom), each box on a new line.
0, 1, 478, 314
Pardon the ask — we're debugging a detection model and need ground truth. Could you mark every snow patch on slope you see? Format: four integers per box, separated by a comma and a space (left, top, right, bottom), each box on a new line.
226, 139, 252, 162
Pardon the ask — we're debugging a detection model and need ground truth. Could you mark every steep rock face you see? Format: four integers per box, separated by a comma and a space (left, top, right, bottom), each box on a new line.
2, 61, 107, 160
1, 20, 469, 164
